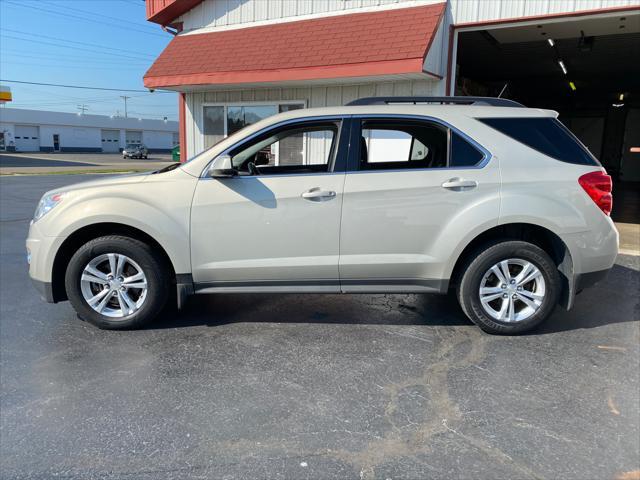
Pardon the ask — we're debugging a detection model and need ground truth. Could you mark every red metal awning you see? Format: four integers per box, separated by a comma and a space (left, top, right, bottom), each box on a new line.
144, 3, 446, 89
146, 0, 203, 27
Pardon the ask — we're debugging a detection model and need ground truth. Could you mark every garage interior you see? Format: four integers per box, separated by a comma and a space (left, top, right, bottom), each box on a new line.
454, 11, 640, 219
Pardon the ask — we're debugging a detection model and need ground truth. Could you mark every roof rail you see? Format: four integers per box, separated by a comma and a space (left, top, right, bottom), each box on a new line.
346, 96, 525, 108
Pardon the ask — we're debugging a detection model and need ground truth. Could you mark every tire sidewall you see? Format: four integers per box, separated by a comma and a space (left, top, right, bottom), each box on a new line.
65, 236, 168, 329
460, 241, 560, 334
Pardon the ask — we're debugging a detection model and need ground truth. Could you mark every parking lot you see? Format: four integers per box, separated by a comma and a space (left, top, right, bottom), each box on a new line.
0, 152, 173, 175
1, 174, 638, 479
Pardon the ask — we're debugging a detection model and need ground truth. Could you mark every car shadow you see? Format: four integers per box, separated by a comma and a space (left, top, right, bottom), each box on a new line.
527, 260, 639, 335
216, 176, 277, 209
149, 290, 469, 330
148, 260, 638, 334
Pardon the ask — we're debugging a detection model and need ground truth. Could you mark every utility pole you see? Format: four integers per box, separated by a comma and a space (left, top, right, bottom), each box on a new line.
120, 96, 130, 118
77, 104, 88, 114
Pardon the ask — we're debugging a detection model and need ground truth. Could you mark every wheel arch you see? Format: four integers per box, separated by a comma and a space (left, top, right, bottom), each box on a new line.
449, 223, 575, 310
51, 222, 177, 303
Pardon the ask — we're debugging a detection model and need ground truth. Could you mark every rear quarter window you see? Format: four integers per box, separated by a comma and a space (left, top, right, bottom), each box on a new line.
450, 131, 485, 167
478, 117, 599, 166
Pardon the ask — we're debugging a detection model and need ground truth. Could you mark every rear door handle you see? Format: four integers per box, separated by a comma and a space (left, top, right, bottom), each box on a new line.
441, 178, 478, 190
301, 188, 337, 201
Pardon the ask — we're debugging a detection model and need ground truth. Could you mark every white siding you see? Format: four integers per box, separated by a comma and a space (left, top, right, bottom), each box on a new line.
179, 0, 422, 31
179, 0, 639, 31
184, 79, 440, 157
144, 130, 176, 150
450, 0, 638, 23
39, 125, 102, 150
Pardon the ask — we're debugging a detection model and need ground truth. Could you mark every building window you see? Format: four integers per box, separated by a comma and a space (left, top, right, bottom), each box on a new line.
227, 105, 278, 135
203, 102, 305, 149
203, 106, 224, 148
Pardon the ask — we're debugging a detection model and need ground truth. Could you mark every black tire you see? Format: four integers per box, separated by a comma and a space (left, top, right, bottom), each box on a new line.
457, 240, 561, 335
65, 235, 169, 329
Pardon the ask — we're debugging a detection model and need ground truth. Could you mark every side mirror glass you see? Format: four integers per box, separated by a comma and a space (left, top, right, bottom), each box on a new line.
208, 155, 237, 178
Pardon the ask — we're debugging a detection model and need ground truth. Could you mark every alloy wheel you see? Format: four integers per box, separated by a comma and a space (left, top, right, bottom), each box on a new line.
478, 258, 546, 323
80, 253, 148, 318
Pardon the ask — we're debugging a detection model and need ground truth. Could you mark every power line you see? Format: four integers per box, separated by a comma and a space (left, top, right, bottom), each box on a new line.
1, 28, 156, 58
7, 91, 165, 106
1, 50, 148, 65
3, 1, 167, 38
0, 34, 156, 61
48, 2, 162, 33
0, 79, 172, 93
120, 95, 131, 118
2, 60, 147, 70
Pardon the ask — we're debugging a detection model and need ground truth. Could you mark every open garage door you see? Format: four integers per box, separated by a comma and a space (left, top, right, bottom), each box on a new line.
453, 11, 640, 186
14, 125, 40, 152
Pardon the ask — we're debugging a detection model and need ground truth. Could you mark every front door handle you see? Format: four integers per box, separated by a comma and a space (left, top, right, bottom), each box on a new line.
441, 178, 478, 191
301, 188, 336, 201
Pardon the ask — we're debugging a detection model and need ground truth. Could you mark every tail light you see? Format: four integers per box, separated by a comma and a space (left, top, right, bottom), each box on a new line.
578, 170, 612, 216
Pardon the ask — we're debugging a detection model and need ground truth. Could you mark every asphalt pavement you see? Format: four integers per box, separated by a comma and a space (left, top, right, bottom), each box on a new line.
0, 155, 96, 168
1, 174, 638, 479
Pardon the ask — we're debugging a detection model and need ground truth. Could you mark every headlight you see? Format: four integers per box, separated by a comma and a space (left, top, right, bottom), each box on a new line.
34, 192, 65, 222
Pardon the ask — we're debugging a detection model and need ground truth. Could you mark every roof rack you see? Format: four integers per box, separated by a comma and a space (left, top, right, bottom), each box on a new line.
346, 96, 525, 108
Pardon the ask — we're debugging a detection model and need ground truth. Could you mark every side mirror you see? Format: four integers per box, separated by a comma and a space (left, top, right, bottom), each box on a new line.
208, 155, 237, 178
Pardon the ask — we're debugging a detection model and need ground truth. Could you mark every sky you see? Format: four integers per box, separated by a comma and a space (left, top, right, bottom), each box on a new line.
0, 0, 177, 121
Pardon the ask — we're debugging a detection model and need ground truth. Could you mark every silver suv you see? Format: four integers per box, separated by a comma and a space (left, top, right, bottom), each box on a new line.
26, 97, 618, 334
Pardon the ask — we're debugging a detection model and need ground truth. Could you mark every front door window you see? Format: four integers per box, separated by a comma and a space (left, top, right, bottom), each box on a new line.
229, 122, 339, 175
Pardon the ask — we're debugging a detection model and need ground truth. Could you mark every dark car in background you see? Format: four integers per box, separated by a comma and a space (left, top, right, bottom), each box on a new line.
122, 144, 148, 159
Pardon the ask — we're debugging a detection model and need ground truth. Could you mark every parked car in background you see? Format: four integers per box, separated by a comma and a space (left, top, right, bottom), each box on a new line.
122, 144, 148, 159
26, 97, 618, 334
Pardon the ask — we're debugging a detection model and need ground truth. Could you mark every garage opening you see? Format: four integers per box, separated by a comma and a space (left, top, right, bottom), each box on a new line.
453, 11, 640, 213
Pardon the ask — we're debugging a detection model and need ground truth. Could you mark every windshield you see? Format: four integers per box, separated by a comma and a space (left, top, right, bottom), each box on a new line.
125, 144, 139, 149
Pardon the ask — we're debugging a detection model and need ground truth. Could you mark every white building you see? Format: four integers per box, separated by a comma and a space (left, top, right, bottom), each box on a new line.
0, 108, 179, 153
144, 0, 640, 181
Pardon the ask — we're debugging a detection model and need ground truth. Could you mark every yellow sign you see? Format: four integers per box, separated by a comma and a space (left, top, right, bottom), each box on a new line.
0, 86, 12, 102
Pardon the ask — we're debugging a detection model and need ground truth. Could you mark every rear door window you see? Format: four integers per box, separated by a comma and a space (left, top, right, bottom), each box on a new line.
353, 119, 486, 170
358, 120, 448, 170
479, 117, 599, 166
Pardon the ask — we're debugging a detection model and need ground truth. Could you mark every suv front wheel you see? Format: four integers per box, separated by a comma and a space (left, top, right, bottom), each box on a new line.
457, 240, 561, 334
65, 235, 169, 329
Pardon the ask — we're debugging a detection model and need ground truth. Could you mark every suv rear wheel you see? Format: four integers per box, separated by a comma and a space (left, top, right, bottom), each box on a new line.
65, 235, 169, 329
457, 240, 560, 334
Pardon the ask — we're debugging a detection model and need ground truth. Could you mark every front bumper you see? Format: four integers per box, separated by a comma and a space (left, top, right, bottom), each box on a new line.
32, 278, 55, 303
26, 220, 65, 301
